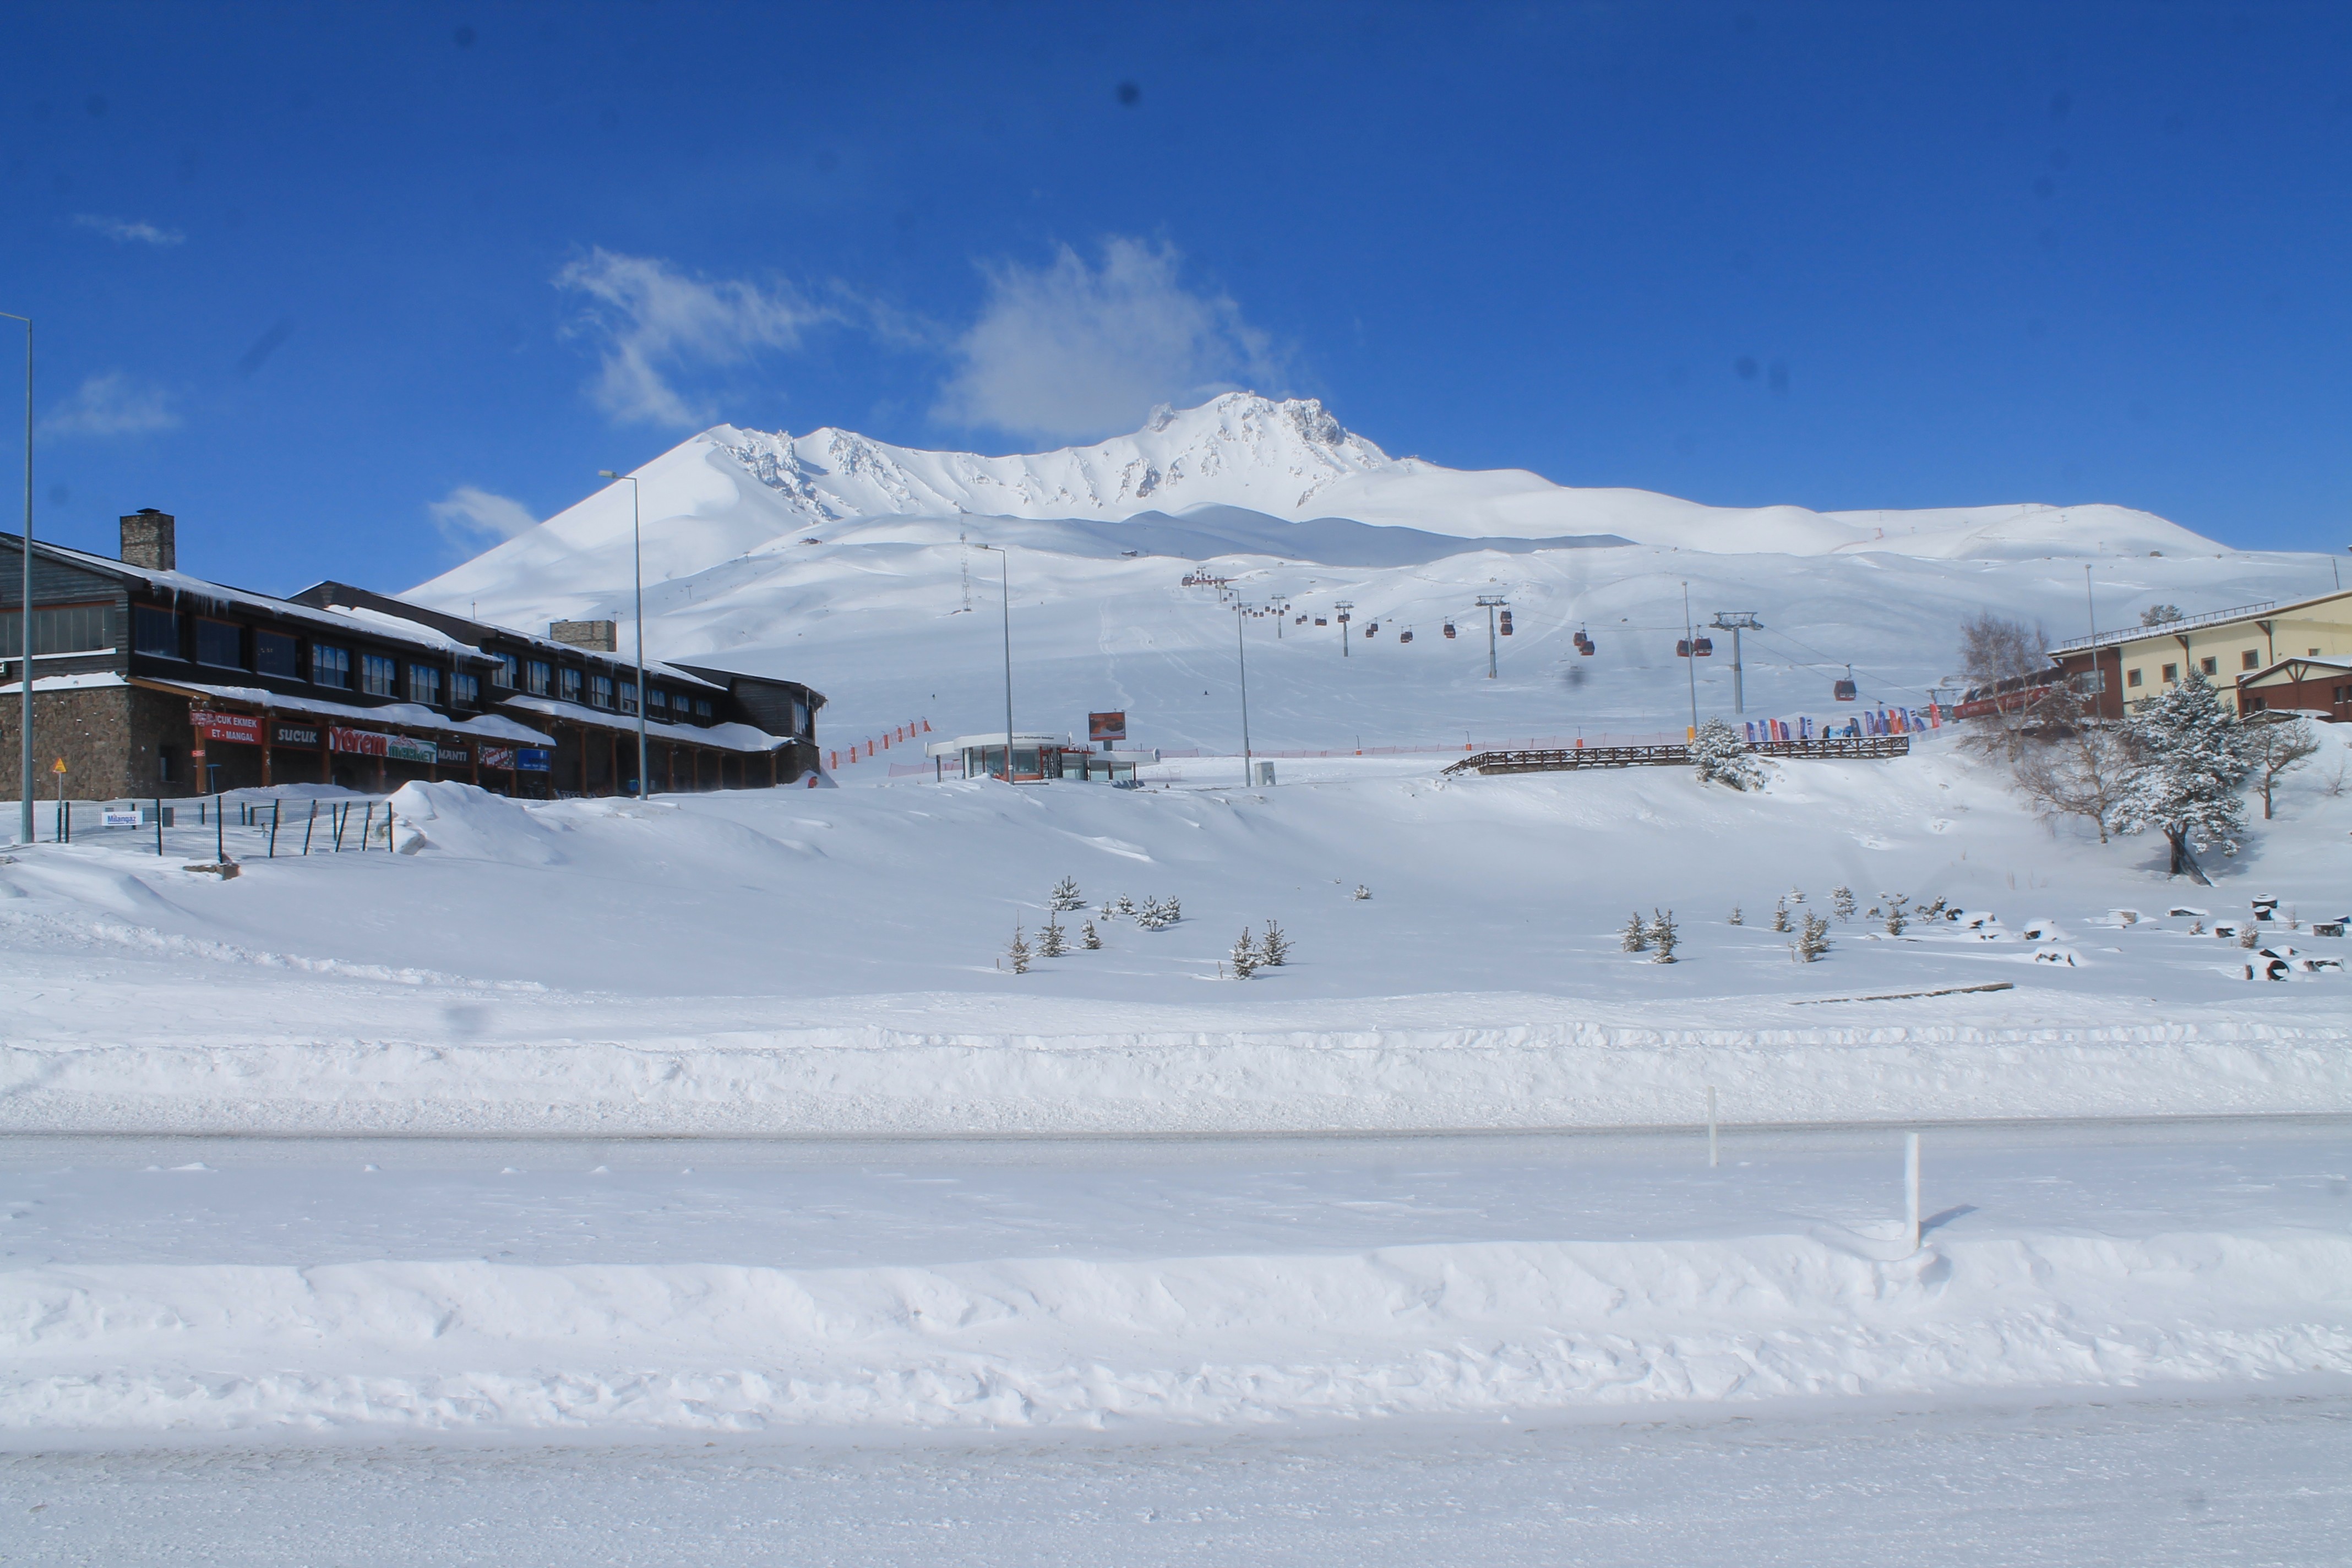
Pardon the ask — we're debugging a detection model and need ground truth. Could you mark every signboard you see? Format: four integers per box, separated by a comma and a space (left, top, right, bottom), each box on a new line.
330, 726, 390, 757
273, 724, 320, 748
189, 709, 263, 745
386, 735, 438, 764
101, 809, 140, 828
479, 745, 515, 770
1088, 710, 1127, 744
515, 747, 551, 772
437, 748, 468, 766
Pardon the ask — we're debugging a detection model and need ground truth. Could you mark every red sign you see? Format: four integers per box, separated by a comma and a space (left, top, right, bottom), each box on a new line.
479, 745, 515, 770
1088, 710, 1126, 743
189, 709, 262, 745
330, 726, 390, 757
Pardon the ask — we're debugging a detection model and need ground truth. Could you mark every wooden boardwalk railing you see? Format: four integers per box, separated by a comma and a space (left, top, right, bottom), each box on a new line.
1443, 734, 1910, 776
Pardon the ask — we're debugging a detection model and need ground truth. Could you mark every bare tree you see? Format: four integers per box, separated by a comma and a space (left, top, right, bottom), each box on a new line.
2242, 712, 2321, 821
2139, 603, 2184, 627
1956, 612, 2051, 758
2010, 688, 2135, 842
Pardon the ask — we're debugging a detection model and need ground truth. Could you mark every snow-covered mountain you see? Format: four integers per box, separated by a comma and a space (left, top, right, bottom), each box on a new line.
413, 394, 2224, 634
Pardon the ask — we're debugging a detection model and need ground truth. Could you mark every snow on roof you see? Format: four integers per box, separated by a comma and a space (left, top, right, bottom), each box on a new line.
324, 603, 479, 652
0, 672, 130, 695
143, 678, 555, 744
500, 694, 785, 752
927, 732, 1074, 757
8, 535, 481, 658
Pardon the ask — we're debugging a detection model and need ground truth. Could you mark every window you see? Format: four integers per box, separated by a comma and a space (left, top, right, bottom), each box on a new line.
559, 667, 582, 704
2198, 656, 2218, 677
255, 630, 300, 678
361, 652, 399, 696
312, 644, 351, 688
0, 603, 114, 658
452, 672, 480, 708
2079, 669, 2105, 693
133, 605, 181, 657
694, 698, 712, 718
491, 652, 519, 689
619, 682, 638, 715
2242, 650, 2261, 671
525, 659, 551, 695
646, 688, 668, 712
2161, 662, 2179, 683
2126, 667, 2143, 688
158, 744, 177, 783
195, 618, 244, 668
589, 673, 614, 709
407, 664, 442, 705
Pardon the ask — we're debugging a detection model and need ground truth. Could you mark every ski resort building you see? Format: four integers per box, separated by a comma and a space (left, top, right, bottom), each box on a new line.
2046, 588, 2352, 722
924, 731, 1158, 782
2, 511, 825, 801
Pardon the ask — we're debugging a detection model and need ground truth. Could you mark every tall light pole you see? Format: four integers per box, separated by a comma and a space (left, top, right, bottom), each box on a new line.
1234, 603, 1253, 781
3, 312, 29, 847
973, 543, 1014, 781
596, 471, 649, 799
1475, 594, 1507, 679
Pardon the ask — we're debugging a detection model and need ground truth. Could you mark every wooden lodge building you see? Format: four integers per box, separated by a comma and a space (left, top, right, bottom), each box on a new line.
2, 510, 825, 801
2046, 588, 2352, 724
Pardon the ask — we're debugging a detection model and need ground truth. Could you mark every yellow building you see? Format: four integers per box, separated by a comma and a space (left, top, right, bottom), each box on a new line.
2049, 589, 2352, 718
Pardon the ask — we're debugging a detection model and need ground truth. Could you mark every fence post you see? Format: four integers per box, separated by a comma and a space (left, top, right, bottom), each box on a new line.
155, 798, 164, 857
1905, 1133, 1921, 1253
268, 801, 280, 858
214, 794, 224, 863
302, 799, 316, 856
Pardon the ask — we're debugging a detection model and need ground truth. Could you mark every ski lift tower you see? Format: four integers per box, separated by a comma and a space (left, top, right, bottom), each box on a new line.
1474, 594, 1508, 679
1335, 600, 1354, 658
1708, 611, 1763, 714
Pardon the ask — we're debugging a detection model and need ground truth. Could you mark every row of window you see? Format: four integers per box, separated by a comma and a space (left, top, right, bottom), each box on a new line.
2123, 646, 2333, 689
127, 605, 717, 723
0, 603, 116, 658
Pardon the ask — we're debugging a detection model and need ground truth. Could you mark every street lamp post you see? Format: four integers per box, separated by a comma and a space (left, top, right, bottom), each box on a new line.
973, 544, 1014, 781
596, 471, 649, 799
3, 312, 28, 846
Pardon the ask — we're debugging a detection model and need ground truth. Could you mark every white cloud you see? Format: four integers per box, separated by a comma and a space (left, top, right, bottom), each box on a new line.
72, 214, 184, 246
554, 248, 830, 427
38, 372, 179, 438
934, 237, 1284, 445
428, 485, 540, 548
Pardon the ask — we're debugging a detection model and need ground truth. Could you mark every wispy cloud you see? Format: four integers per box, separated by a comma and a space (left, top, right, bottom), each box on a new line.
72, 213, 184, 247
428, 485, 539, 548
554, 249, 833, 427
38, 372, 179, 438
934, 237, 1284, 445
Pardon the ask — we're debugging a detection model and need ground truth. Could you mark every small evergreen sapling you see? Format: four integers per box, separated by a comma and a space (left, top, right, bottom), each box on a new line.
1353, 884, 1371, 900
1257, 919, 1289, 966
1882, 895, 1909, 937
1039, 917, 1068, 957
1832, 886, 1856, 922
1770, 899, 1791, 934
1793, 911, 1831, 963
1081, 919, 1103, 950
1048, 876, 1085, 912
1113, 895, 1136, 917
1230, 928, 1259, 978
1689, 716, 1763, 791
1648, 908, 1678, 963
1621, 911, 1651, 952
1008, 925, 1031, 974
1727, 906, 1744, 926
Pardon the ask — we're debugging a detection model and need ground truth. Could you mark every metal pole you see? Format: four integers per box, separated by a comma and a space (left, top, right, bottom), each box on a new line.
598, 472, 650, 799
1236, 606, 1251, 781
1681, 583, 1698, 736
3, 312, 30, 847
2083, 563, 2096, 644
1474, 595, 1505, 679
1730, 625, 1744, 714
973, 545, 1013, 781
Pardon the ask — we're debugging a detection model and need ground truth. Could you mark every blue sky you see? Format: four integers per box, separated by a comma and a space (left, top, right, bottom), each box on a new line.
4, 1, 2349, 593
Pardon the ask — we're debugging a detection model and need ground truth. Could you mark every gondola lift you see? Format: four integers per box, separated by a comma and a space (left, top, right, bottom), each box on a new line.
1692, 636, 1713, 656
1676, 638, 1692, 657
1398, 627, 1414, 644
1442, 619, 1457, 639
1834, 665, 1859, 702
1364, 622, 1378, 638
1498, 609, 1513, 635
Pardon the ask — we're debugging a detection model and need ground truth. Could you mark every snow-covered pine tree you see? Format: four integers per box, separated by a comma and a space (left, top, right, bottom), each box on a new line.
1649, 908, 1678, 963
1794, 911, 1831, 962
1882, 895, 1909, 936
1621, 911, 1651, 952
1230, 928, 1258, 978
1135, 898, 1168, 930
1039, 917, 1068, 957
1352, 884, 1371, 900
1008, 925, 1031, 974
1162, 895, 1182, 924
1114, 895, 1136, 917
1770, 899, 1791, 933
1081, 919, 1103, 950
1788, 887, 1807, 904
1918, 896, 1948, 921
1832, 885, 1856, 922
1258, 919, 1289, 966
1048, 876, 1085, 912
1727, 906, 1744, 926
1689, 716, 1762, 790
2109, 669, 2252, 882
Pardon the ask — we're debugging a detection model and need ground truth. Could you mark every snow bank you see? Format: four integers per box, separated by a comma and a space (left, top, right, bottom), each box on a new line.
7, 1229, 2345, 1436
385, 781, 569, 865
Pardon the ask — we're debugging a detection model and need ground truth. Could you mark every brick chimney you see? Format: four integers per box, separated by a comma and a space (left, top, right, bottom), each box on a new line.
120, 509, 176, 571
551, 619, 618, 652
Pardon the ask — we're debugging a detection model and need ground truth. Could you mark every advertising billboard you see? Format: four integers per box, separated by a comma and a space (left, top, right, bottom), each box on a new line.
1088, 710, 1126, 743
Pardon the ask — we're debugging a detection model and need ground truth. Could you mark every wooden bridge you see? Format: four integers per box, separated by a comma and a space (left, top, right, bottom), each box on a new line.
1442, 734, 1911, 777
